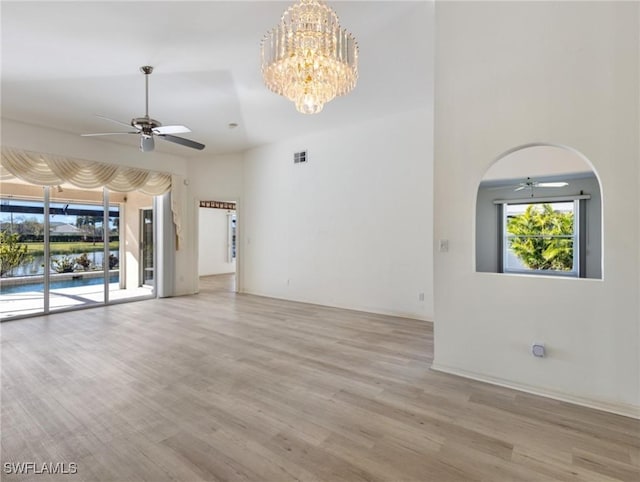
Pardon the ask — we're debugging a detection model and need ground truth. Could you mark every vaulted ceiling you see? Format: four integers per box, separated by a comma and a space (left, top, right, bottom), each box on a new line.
1, 1, 432, 158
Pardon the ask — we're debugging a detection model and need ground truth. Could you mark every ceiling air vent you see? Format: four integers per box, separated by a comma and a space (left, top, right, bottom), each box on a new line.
294, 150, 307, 164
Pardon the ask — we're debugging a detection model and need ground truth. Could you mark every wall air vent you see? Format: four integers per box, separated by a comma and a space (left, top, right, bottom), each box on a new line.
294, 150, 307, 164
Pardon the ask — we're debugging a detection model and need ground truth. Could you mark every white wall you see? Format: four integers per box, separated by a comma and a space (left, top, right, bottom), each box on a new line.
188, 155, 243, 201
434, 1, 640, 417
198, 208, 235, 276
241, 107, 434, 320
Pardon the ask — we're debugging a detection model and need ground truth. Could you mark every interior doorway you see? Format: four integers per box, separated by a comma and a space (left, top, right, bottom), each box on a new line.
197, 200, 237, 293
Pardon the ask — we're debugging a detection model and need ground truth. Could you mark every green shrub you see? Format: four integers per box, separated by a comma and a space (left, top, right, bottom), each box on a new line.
75, 253, 92, 271
108, 254, 119, 269
51, 255, 76, 273
0, 232, 33, 277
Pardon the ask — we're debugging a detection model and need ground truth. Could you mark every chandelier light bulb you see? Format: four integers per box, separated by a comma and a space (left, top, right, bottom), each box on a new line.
260, 0, 359, 115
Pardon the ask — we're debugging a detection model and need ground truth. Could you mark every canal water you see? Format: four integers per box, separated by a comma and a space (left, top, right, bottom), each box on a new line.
8, 251, 118, 277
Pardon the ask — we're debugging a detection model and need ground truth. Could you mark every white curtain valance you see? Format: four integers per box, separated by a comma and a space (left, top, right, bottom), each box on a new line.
0, 147, 171, 195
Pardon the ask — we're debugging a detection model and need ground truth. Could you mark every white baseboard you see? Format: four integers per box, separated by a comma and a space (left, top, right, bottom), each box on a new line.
240, 289, 433, 323
430, 362, 640, 420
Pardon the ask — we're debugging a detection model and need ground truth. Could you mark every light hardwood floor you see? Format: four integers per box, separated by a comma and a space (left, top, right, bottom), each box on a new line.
1, 274, 638, 481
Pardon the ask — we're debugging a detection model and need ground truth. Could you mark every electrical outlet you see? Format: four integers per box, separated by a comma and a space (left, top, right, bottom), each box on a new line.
439, 239, 449, 252
531, 342, 545, 358
418, 292, 425, 301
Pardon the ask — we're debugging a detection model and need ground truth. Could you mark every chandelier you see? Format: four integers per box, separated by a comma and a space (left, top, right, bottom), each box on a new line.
260, 0, 359, 115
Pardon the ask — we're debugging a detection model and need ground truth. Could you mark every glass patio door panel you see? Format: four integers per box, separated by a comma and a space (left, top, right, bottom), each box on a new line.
108, 191, 154, 301
48, 189, 105, 311
0, 191, 46, 319
108, 202, 121, 294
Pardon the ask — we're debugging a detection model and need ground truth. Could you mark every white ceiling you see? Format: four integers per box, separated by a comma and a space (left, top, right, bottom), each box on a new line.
1, 1, 432, 158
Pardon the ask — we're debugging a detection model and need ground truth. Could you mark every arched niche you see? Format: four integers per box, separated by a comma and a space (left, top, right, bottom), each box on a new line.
475, 144, 602, 279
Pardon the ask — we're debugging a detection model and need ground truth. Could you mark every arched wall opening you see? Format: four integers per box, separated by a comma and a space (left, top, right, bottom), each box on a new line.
475, 144, 603, 280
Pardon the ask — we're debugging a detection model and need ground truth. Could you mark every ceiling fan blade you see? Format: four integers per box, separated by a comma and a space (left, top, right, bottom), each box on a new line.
81, 132, 138, 137
514, 186, 526, 192
486, 185, 516, 191
158, 134, 205, 150
96, 114, 133, 129
153, 125, 191, 135
140, 136, 155, 153
537, 182, 569, 188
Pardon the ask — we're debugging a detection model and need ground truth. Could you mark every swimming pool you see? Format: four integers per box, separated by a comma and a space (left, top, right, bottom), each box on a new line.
0, 274, 119, 294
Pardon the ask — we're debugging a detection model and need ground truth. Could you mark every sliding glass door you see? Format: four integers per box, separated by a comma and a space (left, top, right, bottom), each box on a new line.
0, 182, 156, 320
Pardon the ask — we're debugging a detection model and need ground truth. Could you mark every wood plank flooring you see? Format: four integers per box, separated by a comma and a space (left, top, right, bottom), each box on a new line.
1, 274, 638, 481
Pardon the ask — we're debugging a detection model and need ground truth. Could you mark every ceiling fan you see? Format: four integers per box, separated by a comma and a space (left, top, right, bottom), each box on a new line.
514, 177, 568, 192
488, 177, 568, 191
82, 66, 205, 152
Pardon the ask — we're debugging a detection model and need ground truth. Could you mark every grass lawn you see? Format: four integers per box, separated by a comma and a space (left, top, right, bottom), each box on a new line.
25, 241, 119, 256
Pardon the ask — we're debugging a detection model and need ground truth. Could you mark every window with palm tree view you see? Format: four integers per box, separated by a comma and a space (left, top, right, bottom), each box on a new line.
503, 201, 578, 276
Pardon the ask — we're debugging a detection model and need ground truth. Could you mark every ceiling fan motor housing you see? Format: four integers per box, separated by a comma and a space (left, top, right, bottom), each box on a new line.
132, 117, 161, 137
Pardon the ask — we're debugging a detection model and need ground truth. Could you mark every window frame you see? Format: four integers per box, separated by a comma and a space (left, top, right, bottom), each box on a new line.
500, 199, 582, 278
495, 195, 590, 278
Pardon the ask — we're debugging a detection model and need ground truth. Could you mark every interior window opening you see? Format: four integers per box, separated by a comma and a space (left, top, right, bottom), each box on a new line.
475, 144, 602, 280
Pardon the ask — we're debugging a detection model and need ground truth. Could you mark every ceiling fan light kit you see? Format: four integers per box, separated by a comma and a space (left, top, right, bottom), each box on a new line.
82, 66, 205, 153
261, 0, 359, 114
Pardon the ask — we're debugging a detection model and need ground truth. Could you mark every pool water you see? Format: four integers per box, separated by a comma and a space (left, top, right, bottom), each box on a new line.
0, 274, 119, 295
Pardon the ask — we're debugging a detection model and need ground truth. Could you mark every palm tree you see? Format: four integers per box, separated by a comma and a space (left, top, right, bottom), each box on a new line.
76, 215, 97, 243
507, 203, 574, 271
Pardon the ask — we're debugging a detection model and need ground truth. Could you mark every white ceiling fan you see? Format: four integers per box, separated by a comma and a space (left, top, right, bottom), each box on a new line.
487, 177, 569, 193
514, 177, 568, 192
82, 66, 205, 152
